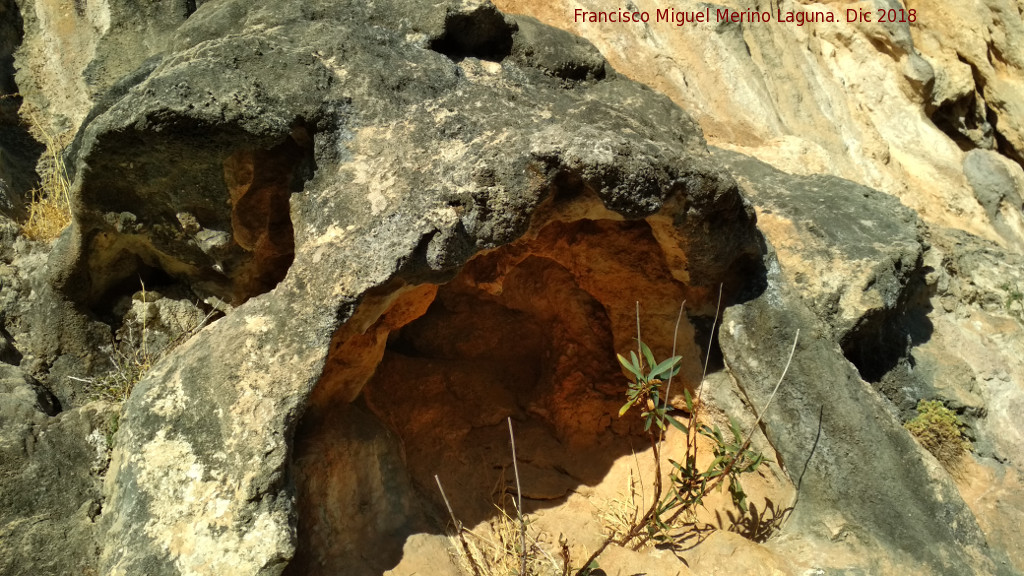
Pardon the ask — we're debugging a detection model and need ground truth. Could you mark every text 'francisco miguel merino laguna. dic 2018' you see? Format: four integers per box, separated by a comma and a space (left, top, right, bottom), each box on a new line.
573, 6, 917, 26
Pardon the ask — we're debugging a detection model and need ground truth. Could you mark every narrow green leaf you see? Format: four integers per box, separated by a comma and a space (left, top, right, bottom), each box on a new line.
650, 356, 682, 380
729, 417, 744, 444
618, 353, 644, 380
639, 341, 656, 372
667, 415, 688, 433
730, 479, 748, 512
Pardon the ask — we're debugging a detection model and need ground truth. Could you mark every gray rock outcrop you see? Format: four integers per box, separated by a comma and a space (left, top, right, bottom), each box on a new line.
64, 1, 754, 573
0, 0, 1022, 575
0, 364, 118, 575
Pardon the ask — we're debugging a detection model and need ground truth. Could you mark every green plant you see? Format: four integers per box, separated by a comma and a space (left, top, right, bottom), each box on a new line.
435, 297, 799, 576
613, 334, 764, 541
905, 399, 971, 469
1000, 281, 1024, 322
578, 300, 798, 572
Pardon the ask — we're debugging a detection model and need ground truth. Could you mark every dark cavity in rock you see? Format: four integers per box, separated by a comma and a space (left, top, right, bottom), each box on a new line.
429, 3, 517, 62
840, 261, 934, 385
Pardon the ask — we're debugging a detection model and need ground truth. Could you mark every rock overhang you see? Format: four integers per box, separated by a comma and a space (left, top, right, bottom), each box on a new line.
85, 1, 770, 573
59, 0, 745, 310
0, 0, 1019, 574
287, 190, 767, 575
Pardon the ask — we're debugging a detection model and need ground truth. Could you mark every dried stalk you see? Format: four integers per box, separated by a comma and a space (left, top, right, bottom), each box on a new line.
508, 417, 528, 576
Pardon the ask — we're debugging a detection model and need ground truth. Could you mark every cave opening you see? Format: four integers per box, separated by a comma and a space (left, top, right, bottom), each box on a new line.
88, 260, 178, 322
840, 263, 935, 413
287, 217, 729, 575
76, 121, 316, 314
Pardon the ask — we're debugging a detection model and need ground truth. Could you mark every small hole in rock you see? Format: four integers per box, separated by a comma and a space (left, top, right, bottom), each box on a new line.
428, 5, 517, 62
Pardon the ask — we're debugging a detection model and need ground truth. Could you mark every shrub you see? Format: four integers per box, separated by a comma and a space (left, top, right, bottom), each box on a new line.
603, 335, 769, 547
1000, 281, 1024, 322
576, 303, 798, 571
905, 399, 971, 469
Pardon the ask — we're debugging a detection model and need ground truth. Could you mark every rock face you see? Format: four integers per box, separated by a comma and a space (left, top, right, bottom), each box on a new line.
494, 0, 1024, 245
0, 0, 1023, 575
0, 0, 41, 220
58, 1, 757, 574
12, 0, 195, 135
0, 364, 118, 575
490, 0, 1024, 572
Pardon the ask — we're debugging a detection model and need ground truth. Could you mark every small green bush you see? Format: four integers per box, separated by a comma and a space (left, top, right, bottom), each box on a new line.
905, 400, 971, 468
612, 338, 766, 545
1000, 281, 1024, 322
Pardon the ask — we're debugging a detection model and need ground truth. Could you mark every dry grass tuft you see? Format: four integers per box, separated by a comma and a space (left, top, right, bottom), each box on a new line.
452, 500, 573, 569
75, 284, 219, 406
438, 451, 572, 576
83, 321, 154, 404
21, 113, 72, 240
598, 468, 643, 544
450, 506, 559, 576
597, 464, 695, 548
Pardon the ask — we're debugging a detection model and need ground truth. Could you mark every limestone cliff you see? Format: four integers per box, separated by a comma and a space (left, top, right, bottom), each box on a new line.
0, 0, 1022, 575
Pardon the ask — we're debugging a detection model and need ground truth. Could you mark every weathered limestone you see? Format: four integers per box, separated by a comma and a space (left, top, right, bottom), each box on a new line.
0, 0, 1022, 574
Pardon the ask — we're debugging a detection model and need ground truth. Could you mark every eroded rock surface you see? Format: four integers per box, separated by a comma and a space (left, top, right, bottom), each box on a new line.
0, 0, 1022, 575
12, 0, 195, 135
73, 1, 757, 574
0, 0, 42, 221
488, 0, 1024, 572
0, 364, 118, 576
494, 0, 1024, 246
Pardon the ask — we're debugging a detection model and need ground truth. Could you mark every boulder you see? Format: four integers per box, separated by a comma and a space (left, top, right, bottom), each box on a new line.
12, 0, 196, 135
711, 147, 924, 368
718, 251, 1010, 575
0, 0, 42, 221
964, 149, 1024, 248
81, 1, 756, 574
0, 364, 118, 576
